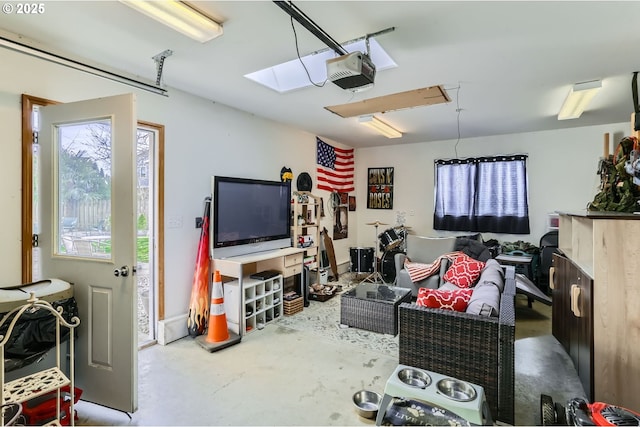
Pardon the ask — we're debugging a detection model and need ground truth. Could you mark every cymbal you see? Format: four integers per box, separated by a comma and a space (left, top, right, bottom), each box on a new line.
366, 221, 388, 226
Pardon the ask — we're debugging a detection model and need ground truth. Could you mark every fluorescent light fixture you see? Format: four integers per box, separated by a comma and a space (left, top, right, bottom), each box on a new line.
245, 38, 396, 93
120, 1, 223, 43
359, 115, 402, 138
557, 80, 602, 120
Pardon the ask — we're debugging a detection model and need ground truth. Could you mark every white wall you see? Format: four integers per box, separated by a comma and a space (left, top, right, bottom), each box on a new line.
0, 46, 631, 329
0, 48, 357, 322
354, 124, 628, 247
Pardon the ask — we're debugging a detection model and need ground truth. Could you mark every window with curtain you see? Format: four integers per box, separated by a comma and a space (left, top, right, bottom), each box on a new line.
434, 154, 530, 234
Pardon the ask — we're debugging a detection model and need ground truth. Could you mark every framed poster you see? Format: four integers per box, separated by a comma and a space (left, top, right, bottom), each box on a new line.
333, 193, 349, 240
367, 167, 394, 209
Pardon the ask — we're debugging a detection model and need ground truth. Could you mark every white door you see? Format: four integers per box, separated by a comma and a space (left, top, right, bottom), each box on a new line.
38, 94, 138, 413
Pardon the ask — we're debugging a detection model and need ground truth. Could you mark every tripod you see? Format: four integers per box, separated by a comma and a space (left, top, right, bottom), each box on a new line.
361, 221, 387, 284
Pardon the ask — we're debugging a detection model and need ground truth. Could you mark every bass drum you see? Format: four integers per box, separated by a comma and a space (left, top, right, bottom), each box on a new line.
381, 250, 403, 283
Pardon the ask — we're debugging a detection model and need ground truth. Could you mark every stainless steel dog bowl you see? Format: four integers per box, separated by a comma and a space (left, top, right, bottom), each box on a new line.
436, 378, 477, 402
352, 390, 382, 419
397, 368, 432, 388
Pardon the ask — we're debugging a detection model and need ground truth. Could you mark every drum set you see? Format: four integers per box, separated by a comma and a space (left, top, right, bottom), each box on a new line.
350, 222, 410, 284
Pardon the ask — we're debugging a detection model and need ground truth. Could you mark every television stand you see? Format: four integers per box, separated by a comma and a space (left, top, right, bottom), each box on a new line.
212, 247, 305, 336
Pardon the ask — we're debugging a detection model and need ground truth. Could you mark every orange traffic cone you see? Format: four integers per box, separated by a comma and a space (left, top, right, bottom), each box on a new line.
196, 270, 241, 352
207, 270, 229, 342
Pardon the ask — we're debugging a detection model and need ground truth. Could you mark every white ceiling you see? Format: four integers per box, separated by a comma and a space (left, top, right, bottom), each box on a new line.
2, 1, 639, 148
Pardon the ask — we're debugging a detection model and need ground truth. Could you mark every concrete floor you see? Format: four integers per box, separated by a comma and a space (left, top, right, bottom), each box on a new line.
512, 296, 586, 425
76, 294, 584, 426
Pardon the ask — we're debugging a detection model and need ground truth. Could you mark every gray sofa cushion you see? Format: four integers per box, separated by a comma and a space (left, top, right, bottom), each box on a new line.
465, 259, 504, 317
406, 235, 457, 264
396, 258, 450, 296
466, 282, 501, 317
439, 281, 461, 292
477, 259, 505, 292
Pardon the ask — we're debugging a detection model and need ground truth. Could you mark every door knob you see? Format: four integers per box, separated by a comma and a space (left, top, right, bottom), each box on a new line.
114, 266, 129, 277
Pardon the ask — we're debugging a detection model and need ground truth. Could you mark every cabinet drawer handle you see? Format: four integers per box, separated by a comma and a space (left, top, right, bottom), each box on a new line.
570, 284, 582, 318
549, 266, 556, 290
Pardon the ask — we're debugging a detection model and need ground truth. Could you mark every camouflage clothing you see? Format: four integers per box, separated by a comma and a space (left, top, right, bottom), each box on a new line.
588, 136, 640, 213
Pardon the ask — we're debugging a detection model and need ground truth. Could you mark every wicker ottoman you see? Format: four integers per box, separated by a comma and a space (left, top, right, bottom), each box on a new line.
340, 283, 411, 335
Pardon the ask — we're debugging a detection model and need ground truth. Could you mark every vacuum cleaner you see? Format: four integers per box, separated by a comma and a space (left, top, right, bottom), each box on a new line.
541, 394, 640, 426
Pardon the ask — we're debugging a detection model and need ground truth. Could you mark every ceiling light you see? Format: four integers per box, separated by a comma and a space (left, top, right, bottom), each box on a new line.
557, 80, 602, 120
359, 115, 402, 138
120, 1, 223, 43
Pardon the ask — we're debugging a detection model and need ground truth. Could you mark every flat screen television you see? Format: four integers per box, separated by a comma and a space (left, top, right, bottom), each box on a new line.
210, 176, 292, 258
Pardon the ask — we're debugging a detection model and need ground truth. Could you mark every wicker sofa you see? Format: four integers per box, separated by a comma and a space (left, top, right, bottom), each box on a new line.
397, 259, 516, 424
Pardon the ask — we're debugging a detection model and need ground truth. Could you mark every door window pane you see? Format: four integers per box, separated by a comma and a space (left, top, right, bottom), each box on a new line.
33, 134, 42, 279
136, 127, 154, 342
55, 120, 112, 259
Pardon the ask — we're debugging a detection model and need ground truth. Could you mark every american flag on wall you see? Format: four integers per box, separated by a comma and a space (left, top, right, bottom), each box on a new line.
316, 137, 355, 193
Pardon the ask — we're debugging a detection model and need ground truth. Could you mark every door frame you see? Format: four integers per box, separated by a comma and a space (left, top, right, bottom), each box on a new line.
20, 94, 166, 322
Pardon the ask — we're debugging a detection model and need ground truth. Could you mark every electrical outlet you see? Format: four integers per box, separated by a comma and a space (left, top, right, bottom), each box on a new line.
167, 216, 183, 229
409, 210, 415, 216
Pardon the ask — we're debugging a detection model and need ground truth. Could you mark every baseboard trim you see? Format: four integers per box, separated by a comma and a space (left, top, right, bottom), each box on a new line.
157, 314, 188, 345
337, 260, 350, 274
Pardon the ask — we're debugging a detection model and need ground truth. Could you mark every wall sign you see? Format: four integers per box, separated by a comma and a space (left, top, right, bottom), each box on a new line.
333, 192, 349, 240
367, 167, 394, 209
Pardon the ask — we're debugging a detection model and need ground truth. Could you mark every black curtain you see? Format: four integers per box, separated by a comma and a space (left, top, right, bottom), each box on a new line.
433, 155, 530, 234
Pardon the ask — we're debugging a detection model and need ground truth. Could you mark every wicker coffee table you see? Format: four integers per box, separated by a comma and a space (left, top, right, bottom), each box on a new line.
340, 283, 411, 335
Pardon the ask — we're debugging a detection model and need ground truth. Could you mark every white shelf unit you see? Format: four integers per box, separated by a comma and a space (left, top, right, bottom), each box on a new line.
291, 192, 321, 289
223, 275, 283, 335
213, 246, 305, 337
0, 293, 80, 426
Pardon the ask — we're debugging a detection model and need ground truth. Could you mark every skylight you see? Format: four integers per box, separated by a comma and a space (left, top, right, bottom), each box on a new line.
245, 38, 397, 93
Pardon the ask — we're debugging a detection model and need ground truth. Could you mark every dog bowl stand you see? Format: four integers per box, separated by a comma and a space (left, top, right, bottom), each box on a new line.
375, 364, 492, 426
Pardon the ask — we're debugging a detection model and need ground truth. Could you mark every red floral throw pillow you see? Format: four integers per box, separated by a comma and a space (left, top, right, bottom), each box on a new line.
443, 254, 485, 288
416, 288, 473, 312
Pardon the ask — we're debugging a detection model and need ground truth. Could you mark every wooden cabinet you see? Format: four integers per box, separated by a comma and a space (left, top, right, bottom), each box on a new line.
570, 266, 593, 401
291, 192, 321, 289
551, 253, 594, 399
555, 211, 640, 410
551, 254, 571, 351
552, 253, 593, 399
